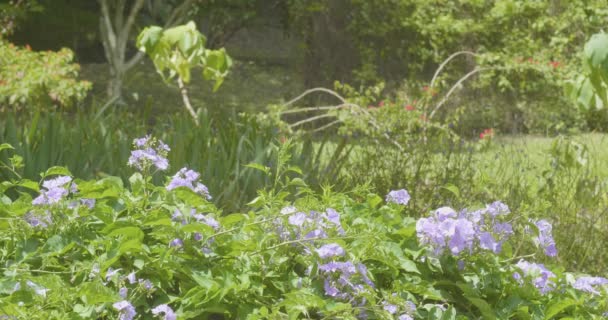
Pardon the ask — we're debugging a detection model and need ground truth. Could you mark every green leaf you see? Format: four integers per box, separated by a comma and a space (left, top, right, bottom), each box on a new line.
441, 183, 460, 199
245, 163, 270, 174
0, 143, 14, 152
107, 227, 144, 241
41, 166, 72, 179
544, 298, 577, 320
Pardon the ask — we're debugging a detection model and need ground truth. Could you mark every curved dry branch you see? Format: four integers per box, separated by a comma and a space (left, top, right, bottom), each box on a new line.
281, 87, 404, 152
430, 51, 479, 89
310, 120, 343, 133
289, 114, 337, 129
429, 67, 496, 120
282, 87, 348, 108
280, 105, 344, 115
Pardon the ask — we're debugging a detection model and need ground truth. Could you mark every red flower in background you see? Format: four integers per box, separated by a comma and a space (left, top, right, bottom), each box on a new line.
405, 104, 415, 111
378, 100, 385, 107
479, 128, 494, 139
549, 61, 560, 69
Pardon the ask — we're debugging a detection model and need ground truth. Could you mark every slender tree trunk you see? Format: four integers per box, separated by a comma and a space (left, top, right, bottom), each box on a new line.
98, 0, 197, 101
177, 77, 200, 126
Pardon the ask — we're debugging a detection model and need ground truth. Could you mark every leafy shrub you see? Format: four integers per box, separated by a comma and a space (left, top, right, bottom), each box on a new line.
1, 138, 608, 318
0, 41, 91, 111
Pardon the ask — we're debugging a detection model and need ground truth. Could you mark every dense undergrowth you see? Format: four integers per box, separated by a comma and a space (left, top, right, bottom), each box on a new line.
1, 136, 608, 319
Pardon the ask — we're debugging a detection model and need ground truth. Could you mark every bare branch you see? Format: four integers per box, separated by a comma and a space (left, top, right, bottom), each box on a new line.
119, 0, 145, 51
289, 114, 337, 129
430, 51, 478, 88
177, 77, 200, 126
429, 67, 495, 120
98, 0, 117, 51
164, 0, 198, 27
124, 51, 145, 71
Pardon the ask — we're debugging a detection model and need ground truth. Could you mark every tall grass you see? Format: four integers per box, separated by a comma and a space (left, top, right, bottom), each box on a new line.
0, 107, 279, 212
0, 106, 353, 213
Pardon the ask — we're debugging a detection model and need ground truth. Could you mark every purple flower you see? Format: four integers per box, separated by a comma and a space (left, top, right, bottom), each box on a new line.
316, 243, 345, 259
486, 201, 510, 217
194, 232, 203, 241
319, 261, 357, 276
573, 276, 608, 295
171, 209, 186, 224
448, 218, 475, 255
169, 238, 183, 248
42, 176, 72, 189
126, 272, 137, 284
119, 287, 128, 298
324, 278, 341, 297
304, 228, 328, 239
106, 267, 121, 281
81, 198, 96, 209
134, 135, 150, 147
288, 212, 307, 226
405, 301, 416, 313
139, 279, 154, 290
434, 207, 457, 221
478, 232, 501, 253
24, 211, 52, 228
457, 260, 466, 270
33, 176, 74, 205
152, 304, 176, 320
383, 303, 398, 314
113, 300, 136, 320
386, 189, 411, 205
515, 260, 555, 294
167, 167, 211, 200
128, 136, 170, 172
493, 222, 513, 238
357, 263, 375, 288
193, 212, 220, 230
534, 220, 557, 257
417, 201, 514, 257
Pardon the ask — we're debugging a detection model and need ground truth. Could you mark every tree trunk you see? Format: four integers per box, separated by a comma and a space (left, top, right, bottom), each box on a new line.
98, 0, 197, 102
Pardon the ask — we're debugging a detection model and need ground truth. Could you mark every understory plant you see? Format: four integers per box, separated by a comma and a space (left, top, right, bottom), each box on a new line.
0, 137, 607, 319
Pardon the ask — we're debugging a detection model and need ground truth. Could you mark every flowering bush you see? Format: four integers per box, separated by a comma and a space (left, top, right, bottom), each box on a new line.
0, 137, 607, 319
0, 40, 91, 112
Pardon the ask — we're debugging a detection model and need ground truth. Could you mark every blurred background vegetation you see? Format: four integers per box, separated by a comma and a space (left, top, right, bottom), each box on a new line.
3, 0, 608, 274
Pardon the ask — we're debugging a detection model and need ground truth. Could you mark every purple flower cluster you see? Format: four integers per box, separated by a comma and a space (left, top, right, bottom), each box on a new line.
166, 167, 211, 200
416, 201, 513, 256
382, 298, 416, 319
513, 260, 556, 294
170, 208, 220, 253
169, 238, 183, 248
32, 176, 75, 205
319, 261, 374, 301
152, 304, 176, 320
573, 276, 608, 295
127, 135, 170, 172
316, 243, 345, 259
68, 198, 96, 209
24, 211, 52, 228
279, 206, 345, 241
386, 189, 411, 205
533, 219, 557, 257
113, 300, 136, 320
